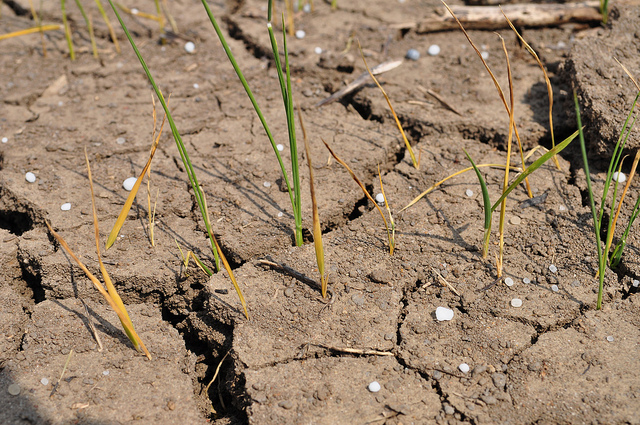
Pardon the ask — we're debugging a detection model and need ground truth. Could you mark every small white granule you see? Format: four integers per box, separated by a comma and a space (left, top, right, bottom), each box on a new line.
184, 42, 195, 54
25, 172, 36, 183
368, 381, 381, 392
123, 177, 137, 191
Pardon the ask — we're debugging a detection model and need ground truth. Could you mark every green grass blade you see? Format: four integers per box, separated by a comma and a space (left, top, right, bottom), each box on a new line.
61, 0, 75, 60
490, 129, 579, 212
106, 0, 221, 270
73, 0, 98, 58
574, 91, 604, 309
463, 149, 492, 258
610, 195, 640, 268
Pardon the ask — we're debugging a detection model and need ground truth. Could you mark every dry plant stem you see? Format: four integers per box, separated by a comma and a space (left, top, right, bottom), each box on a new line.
496, 35, 515, 279
442, 0, 532, 198
323, 140, 394, 254
94, 0, 121, 53
615, 58, 640, 91
80, 298, 104, 352
358, 41, 419, 169
115, 3, 163, 22
285, 0, 294, 35
310, 344, 394, 357
85, 149, 151, 358
378, 165, 395, 255
431, 267, 461, 296
299, 106, 328, 297
606, 151, 640, 255
401, 163, 521, 212
61, 0, 75, 60
74, 0, 98, 58
203, 350, 230, 395
0, 25, 62, 41
502, 9, 560, 170
27, 0, 46, 57
50, 349, 73, 397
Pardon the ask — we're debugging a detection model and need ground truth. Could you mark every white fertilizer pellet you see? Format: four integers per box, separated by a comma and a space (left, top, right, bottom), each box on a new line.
1, 137, 8, 143
465, 189, 473, 197
60, 203, 71, 211
40, 378, 49, 386
193, 83, 199, 89
116, 137, 126, 145
504, 277, 514, 287
551, 285, 559, 292
549, 264, 558, 273
131, 8, 139, 14
263, 181, 271, 188
123, 177, 137, 191
303, 3, 311, 12
606, 336, 614, 342
511, 298, 523, 308
57, 101, 63, 106
314, 47, 322, 54
435, 306, 454, 321
523, 278, 531, 284
277, 212, 283, 217
633, 279, 639, 288
375, 193, 385, 204
559, 205, 567, 211
295, 30, 306, 39
612, 171, 626, 183
102, 370, 110, 376
458, 363, 470, 373
368, 381, 381, 392
25, 172, 36, 183
481, 51, 489, 60
277, 144, 284, 152
406, 49, 420, 61
427, 45, 440, 56
184, 42, 196, 54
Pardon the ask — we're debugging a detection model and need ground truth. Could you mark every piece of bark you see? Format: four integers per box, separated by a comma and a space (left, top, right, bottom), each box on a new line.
414, 1, 601, 33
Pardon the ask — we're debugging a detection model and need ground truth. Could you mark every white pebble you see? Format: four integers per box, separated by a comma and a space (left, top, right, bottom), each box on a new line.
435, 306, 454, 321
116, 137, 126, 145
60, 203, 71, 211
375, 193, 385, 204
123, 177, 137, 191
606, 336, 614, 342
406, 49, 420, 61
314, 47, 322, 54
427, 44, 440, 56
1, 137, 8, 143
559, 205, 567, 211
465, 189, 473, 197
633, 279, 639, 288
263, 181, 272, 188
57, 101, 63, 106
504, 277, 514, 287
295, 30, 306, 39
510, 298, 523, 308
193, 83, 199, 89
277, 144, 284, 152
368, 381, 381, 392
277, 212, 283, 217
40, 378, 49, 386
549, 264, 558, 273
612, 171, 626, 183
131, 7, 139, 14
522, 277, 531, 284
302, 3, 311, 12
25, 172, 36, 183
102, 370, 110, 376
481, 51, 489, 60
458, 363, 470, 373
184, 41, 196, 54
551, 284, 559, 292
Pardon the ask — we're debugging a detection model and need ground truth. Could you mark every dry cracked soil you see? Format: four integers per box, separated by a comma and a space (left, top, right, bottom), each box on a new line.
1, 0, 640, 424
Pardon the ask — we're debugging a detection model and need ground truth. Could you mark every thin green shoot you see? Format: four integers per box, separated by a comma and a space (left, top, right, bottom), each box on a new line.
27, 0, 47, 57
442, 0, 532, 198
600, 0, 610, 25
378, 165, 395, 255
175, 239, 213, 277
299, 106, 328, 297
61, 0, 75, 60
358, 41, 419, 169
200, 0, 303, 246
73, 0, 98, 58
93, 0, 121, 53
106, 0, 222, 273
331, 0, 337, 10
574, 91, 604, 309
153, 0, 166, 32
502, 9, 560, 170
610, 185, 640, 268
463, 150, 491, 258
323, 140, 394, 255
607, 151, 640, 260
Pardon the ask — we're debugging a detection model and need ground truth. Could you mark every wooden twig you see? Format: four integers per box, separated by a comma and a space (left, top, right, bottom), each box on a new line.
431, 267, 461, 296
310, 343, 395, 356
412, 1, 601, 33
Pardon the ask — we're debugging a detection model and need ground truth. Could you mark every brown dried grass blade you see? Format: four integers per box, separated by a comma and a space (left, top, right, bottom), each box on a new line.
323, 140, 394, 254
299, 106, 328, 297
358, 41, 419, 169
105, 104, 167, 249
378, 165, 395, 255
606, 151, 640, 254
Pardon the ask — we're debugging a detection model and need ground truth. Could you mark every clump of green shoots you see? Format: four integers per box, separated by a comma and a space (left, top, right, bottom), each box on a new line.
199, 0, 304, 246
107, 0, 248, 319
574, 90, 639, 309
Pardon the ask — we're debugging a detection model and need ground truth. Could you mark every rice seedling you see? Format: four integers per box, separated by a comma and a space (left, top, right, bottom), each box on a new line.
298, 106, 328, 297
107, 0, 250, 319
323, 140, 395, 255
600, 0, 610, 25
574, 90, 639, 309
358, 41, 419, 169
175, 239, 213, 277
61, 0, 75, 60
26, 0, 47, 56
199, 0, 304, 246
73, 0, 98, 58
93, 0, 121, 53
46, 149, 151, 359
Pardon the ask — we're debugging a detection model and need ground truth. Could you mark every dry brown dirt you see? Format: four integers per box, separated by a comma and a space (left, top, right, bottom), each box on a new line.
1, 0, 640, 424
